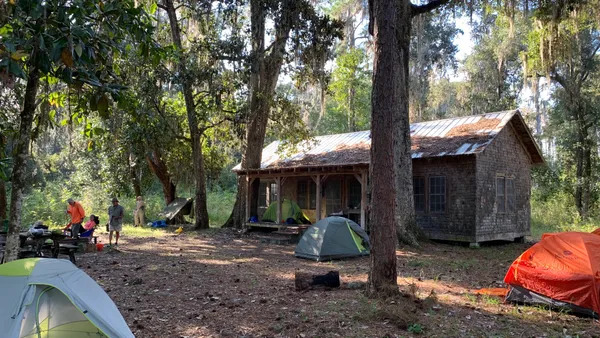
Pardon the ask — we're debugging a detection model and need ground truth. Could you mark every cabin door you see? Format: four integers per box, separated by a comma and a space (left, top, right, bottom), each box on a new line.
325, 179, 342, 216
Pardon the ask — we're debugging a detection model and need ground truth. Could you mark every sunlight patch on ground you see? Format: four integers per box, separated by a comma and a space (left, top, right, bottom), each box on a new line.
193, 258, 234, 265
231, 257, 265, 263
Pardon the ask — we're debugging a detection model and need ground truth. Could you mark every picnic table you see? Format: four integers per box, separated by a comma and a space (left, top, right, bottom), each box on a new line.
1, 231, 80, 264
18, 231, 66, 259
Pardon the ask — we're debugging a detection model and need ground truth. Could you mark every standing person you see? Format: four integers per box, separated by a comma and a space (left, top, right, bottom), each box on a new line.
108, 197, 124, 248
64, 198, 85, 238
134, 196, 145, 227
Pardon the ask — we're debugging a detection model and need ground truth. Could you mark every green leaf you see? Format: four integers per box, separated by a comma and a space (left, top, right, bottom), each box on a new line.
75, 44, 83, 57
93, 127, 105, 136
0, 24, 13, 36
11, 50, 28, 60
7, 59, 26, 79
149, 2, 157, 15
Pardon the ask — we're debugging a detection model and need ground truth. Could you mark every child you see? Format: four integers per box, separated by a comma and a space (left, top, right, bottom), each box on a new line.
83, 214, 99, 231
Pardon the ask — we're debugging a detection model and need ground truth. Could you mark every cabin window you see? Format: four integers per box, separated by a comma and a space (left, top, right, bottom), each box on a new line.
429, 176, 446, 212
348, 178, 362, 209
297, 181, 308, 209
258, 182, 268, 208
507, 178, 515, 212
309, 182, 316, 209
496, 176, 506, 213
413, 177, 426, 212
269, 182, 278, 205
297, 180, 316, 209
325, 179, 342, 215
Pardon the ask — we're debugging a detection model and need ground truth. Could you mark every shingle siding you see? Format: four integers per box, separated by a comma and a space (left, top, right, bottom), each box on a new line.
475, 122, 531, 242
413, 156, 478, 242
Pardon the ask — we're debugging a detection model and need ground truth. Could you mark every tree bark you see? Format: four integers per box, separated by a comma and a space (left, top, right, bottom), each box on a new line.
366, 0, 399, 297
4, 69, 40, 262
225, 0, 296, 228
129, 152, 142, 197
163, 0, 210, 229
394, 0, 421, 247
146, 150, 176, 205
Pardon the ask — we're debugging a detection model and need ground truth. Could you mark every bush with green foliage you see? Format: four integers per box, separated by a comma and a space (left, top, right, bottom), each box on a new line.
19, 181, 235, 229
531, 190, 600, 239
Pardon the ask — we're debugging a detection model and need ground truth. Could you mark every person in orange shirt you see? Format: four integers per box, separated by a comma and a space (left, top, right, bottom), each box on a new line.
64, 198, 85, 238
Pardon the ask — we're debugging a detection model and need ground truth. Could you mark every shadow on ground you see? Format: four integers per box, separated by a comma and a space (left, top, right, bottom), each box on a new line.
76, 229, 599, 337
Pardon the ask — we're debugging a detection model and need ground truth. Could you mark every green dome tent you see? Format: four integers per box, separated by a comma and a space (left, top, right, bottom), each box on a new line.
261, 199, 311, 224
295, 216, 370, 261
0, 258, 134, 338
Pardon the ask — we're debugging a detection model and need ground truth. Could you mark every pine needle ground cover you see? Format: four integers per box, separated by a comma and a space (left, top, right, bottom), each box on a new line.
78, 229, 598, 337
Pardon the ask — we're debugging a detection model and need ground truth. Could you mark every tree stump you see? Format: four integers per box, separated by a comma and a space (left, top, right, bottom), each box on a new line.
295, 271, 340, 291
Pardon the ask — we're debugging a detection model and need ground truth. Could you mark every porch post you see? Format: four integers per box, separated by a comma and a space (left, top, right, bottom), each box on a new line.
245, 175, 251, 223
315, 175, 322, 221
276, 177, 282, 224
360, 171, 367, 228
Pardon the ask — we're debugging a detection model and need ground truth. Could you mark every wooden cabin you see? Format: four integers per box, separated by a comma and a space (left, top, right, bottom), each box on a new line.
233, 110, 544, 245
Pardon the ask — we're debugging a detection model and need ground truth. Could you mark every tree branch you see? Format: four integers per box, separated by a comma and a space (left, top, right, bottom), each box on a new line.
152, 99, 190, 142
411, 0, 452, 17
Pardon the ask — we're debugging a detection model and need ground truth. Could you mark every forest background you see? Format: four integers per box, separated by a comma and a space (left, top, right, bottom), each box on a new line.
1, 0, 599, 239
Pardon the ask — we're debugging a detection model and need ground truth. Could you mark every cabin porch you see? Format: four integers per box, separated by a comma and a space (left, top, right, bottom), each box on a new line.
241, 165, 369, 229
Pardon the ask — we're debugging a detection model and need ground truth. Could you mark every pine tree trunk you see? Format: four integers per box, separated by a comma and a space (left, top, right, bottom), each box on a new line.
4, 69, 40, 263
394, 0, 421, 247
163, 0, 210, 229
146, 150, 176, 205
367, 0, 399, 297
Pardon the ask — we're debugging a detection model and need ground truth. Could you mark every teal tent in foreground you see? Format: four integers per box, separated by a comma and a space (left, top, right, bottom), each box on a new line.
0, 258, 133, 338
295, 216, 370, 261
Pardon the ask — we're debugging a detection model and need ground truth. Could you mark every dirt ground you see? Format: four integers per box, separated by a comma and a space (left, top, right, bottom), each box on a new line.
78, 229, 600, 338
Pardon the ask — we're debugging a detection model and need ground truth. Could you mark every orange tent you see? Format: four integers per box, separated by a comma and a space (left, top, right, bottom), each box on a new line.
504, 232, 600, 317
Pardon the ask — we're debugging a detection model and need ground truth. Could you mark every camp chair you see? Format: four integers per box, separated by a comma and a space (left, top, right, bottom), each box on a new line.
80, 227, 98, 244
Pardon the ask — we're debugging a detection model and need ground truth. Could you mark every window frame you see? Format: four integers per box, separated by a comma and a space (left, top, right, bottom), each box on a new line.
496, 175, 506, 213
496, 174, 516, 214
413, 176, 426, 213
506, 176, 515, 212
428, 176, 446, 213
269, 182, 278, 205
297, 181, 308, 209
347, 177, 362, 210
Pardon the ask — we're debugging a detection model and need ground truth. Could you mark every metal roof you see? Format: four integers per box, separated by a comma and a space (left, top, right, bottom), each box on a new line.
233, 110, 543, 172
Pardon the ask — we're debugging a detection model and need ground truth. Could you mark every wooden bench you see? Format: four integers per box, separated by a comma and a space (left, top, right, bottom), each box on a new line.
55, 243, 78, 264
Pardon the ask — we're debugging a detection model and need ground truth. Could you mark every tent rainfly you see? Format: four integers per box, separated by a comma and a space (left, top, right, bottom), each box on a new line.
262, 199, 311, 224
504, 232, 600, 318
0, 258, 134, 337
295, 216, 369, 261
